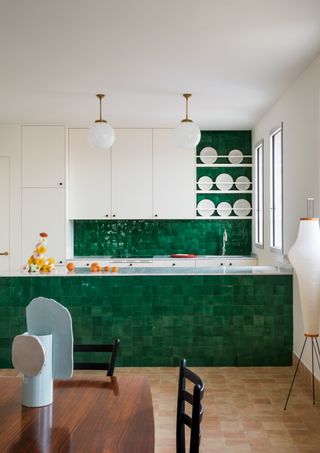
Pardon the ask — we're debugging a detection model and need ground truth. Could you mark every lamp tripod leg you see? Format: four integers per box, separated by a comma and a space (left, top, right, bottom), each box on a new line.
313, 339, 320, 371
312, 339, 315, 404
284, 336, 308, 410
315, 339, 320, 370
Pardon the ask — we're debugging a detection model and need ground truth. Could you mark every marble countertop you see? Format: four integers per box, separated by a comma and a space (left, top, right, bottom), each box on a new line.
0, 265, 292, 277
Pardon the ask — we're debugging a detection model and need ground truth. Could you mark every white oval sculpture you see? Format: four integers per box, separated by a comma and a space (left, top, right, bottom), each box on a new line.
288, 218, 320, 336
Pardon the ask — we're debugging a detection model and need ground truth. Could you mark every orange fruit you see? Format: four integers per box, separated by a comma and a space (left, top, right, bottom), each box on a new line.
66, 262, 75, 271
104, 266, 110, 272
111, 266, 118, 273
90, 263, 98, 272
96, 265, 101, 271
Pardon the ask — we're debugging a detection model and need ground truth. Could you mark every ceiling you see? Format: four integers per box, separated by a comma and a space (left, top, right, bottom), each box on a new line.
0, 0, 320, 129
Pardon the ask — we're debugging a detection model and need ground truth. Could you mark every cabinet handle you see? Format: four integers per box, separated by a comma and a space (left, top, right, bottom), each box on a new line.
154, 214, 158, 218
129, 263, 132, 267
112, 214, 116, 218
105, 214, 109, 218
220, 263, 223, 266
59, 260, 63, 264
0, 251, 9, 256
58, 182, 63, 186
229, 263, 232, 266
172, 263, 176, 266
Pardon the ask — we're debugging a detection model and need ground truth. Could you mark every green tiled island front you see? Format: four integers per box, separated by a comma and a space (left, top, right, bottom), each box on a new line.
0, 269, 292, 368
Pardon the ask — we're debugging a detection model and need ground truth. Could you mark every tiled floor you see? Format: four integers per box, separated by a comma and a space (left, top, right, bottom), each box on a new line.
2, 366, 320, 452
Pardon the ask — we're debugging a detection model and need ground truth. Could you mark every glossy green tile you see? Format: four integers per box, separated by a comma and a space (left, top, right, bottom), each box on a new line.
0, 274, 292, 367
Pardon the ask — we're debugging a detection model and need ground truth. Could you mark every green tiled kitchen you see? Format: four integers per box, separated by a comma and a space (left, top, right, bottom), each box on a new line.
1, 2, 320, 452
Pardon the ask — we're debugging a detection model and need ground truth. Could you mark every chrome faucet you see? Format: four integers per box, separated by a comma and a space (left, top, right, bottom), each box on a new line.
222, 229, 228, 256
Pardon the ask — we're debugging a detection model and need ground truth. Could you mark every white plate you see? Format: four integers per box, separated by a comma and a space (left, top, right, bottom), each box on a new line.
217, 202, 232, 217
199, 147, 218, 164
197, 199, 215, 217
233, 199, 251, 216
215, 173, 233, 191
198, 176, 213, 191
235, 176, 251, 191
228, 149, 243, 164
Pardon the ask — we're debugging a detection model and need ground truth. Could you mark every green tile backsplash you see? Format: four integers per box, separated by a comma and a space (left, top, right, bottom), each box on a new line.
0, 274, 292, 367
74, 130, 252, 257
74, 219, 252, 257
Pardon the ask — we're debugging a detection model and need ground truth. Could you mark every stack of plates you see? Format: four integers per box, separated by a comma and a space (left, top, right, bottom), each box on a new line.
197, 176, 213, 191
228, 149, 243, 164
233, 199, 251, 216
197, 199, 215, 217
199, 147, 218, 164
217, 202, 232, 217
215, 173, 233, 191
235, 176, 250, 191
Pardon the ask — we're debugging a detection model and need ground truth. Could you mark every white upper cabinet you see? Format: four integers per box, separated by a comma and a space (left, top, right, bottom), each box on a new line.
153, 129, 195, 219
22, 126, 65, 188
22, 188, 66, 265
68, 129, 111, 219
111, 129, 153, 219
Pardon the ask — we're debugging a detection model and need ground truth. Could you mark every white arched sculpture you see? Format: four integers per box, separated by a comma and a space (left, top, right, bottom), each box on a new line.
12, 297, 73, 407
288, 218, 320, 336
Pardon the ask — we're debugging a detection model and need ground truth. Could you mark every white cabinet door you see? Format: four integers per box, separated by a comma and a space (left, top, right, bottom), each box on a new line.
22, 188, 66, 265
0, 157, 10, 272
68, 129, 111, 219
111, 129, 152, 219
153, 129, 195, 219
22, 126, 65, 188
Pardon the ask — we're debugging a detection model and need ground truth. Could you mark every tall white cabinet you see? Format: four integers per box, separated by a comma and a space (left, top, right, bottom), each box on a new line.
153, 129, 195, 219
111, 129, 152, 219
21, 126, 66, 265
68, 129, 111, 219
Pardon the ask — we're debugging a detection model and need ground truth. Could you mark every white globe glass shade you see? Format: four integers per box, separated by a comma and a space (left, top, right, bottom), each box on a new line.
174, 121, 201, 149
88, 122, 115, 149
288, 218, 320, 335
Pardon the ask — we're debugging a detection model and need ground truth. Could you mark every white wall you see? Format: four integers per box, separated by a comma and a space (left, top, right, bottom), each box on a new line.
252, 54, 320, 378
0, 125, 21, 270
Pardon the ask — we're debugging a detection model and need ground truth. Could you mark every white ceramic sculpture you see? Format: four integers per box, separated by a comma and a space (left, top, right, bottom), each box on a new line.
12, 297, 73, 407
288, 218, 320, 335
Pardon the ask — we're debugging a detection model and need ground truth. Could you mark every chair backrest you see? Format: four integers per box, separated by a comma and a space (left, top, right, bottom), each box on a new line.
73, 338, 120, 376
176, 359, 204, 453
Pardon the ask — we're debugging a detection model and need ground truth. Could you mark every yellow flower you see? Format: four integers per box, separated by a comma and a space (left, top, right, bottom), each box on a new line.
36, 245, 46, 254
28, 256, 35, 265
48, 257, 55, 264
35, 258, 45, 267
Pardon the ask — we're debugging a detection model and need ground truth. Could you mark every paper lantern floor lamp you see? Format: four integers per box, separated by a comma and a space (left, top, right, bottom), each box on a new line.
12, 297, 73, 407
284, 213, 320, 409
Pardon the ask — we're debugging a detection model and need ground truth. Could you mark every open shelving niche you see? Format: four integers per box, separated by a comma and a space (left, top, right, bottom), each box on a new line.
195, 149, 252, 220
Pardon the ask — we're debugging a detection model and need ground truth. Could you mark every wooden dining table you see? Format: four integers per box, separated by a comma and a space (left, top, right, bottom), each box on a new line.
0, 375, 155, 452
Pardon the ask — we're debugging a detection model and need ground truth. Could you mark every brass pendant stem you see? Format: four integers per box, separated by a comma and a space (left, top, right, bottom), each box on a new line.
183, 93, 192, 122
96, 94, 105, 122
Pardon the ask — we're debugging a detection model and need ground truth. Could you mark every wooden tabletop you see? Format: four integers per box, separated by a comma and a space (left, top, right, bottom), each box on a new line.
0, 375, 155, 453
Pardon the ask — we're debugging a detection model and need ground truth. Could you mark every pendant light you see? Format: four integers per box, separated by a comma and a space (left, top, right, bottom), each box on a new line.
174, 93, 201, 149
88, 94, 115, 149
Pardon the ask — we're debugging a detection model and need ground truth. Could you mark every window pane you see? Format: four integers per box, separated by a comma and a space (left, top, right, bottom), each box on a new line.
254, 143, 264, 246
270, 128, 282, 251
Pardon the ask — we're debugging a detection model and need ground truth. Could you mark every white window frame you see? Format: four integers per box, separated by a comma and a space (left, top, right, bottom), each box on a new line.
254, 140, 264, 248
270, 124, 283, 253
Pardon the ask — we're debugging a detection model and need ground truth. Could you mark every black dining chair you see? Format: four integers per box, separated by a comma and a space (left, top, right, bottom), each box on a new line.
73, 338, 120, 376
176, 359, 204, 453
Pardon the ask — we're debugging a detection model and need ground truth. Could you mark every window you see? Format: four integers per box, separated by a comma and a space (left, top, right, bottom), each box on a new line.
270, 124, 283, 252
254, 140, 264, 247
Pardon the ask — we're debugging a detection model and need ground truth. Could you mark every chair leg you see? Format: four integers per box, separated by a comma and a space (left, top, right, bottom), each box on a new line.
284, 336, 307, 410
107, 338, 120, 377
